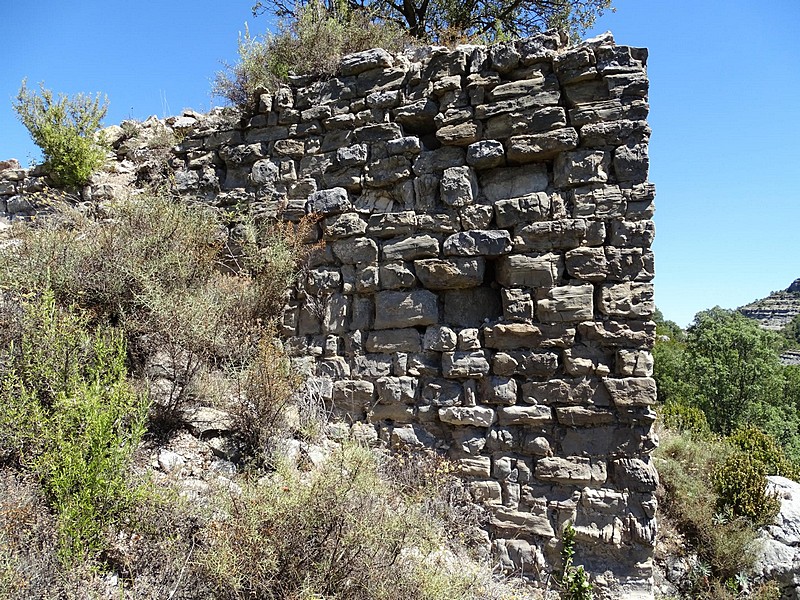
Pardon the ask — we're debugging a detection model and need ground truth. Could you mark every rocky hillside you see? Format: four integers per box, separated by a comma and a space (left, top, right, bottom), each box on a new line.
739, 278, 800, 330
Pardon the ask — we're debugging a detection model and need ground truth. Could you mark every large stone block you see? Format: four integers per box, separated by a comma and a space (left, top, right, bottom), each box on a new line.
496, 253, 563, 288
572, 184, 626, 218
492, 350, 559, 378
603, 377, 657, 407
339, 48, 394, 75
536, 284, 594, 323
522, 378, 611, 407
467, 140, 505, 169
494, 193, 558, 228
323, 213, 367, 240
565, 247, 608, 281
374, 290, 438, 329
484, 107, 567, 139
307, 187, 351, 215
501, 289, 535, 322
375, 376, 418, 404
498, 405, 552, 426
379, 261, 416, 289
555, 406, 616, 427
421, 378, 463, 407
490, 507, 555, 537
481, 376, 518, 405
383, 235, 440, 261
366, 211, 416, 238
366, 329, 422, 353
439, 166, 477, 207
578, 320, 656, 349
506, 128, 579, 162
333, 379, 374, 404
514, 219, 605, 252
442, 351, 492, 378
439, 406, 496, 427
612, 458, 659, 492
352, 353, 393, 378
443, 288, 502, 327
535, 456, 607, 487
415, 258, 485, 289
422, 325, 458, 351
480, 165, 549, 202
553, 150, 610, 188
609, 220, 655, 247
605, 248, 655, 282
331, 238, 379, 264
599, 282, 654, 318
483, 323, 575, 350
443, 230, 512, 257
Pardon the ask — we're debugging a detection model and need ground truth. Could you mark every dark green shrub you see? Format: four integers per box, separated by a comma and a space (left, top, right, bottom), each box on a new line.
655, 432, 758, 583
727, 425, 799, 480
712, 449, 780, 525
661, 400, 710, 437
13, 80, 108, 188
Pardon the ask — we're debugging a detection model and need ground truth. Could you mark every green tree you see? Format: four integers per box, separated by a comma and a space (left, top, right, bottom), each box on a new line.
781, 313, 800, 349
253, 0, 613, 42
683, 308, 785, 434
13, 80, 108, 188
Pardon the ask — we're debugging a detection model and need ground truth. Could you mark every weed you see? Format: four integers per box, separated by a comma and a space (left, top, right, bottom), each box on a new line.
202, 443, 487, 600
214, 2, 409, 108
0, 191, 311, 428
0, 292, 148, 564
230, 334, 302, 468
559, 522, 593, 600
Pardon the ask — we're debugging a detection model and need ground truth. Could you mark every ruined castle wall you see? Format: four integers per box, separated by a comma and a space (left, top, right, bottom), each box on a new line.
0, 32, 658, 597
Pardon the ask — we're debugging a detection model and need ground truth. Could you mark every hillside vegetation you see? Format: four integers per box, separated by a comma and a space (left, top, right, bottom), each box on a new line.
0, 186, 536, 599
651, 304, 800, 599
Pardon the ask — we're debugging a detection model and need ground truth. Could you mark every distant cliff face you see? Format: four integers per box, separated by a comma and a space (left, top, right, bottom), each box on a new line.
739, 279, 800, 331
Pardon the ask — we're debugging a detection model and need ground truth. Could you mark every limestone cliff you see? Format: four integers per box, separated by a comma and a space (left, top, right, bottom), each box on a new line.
739, 278, 800, 331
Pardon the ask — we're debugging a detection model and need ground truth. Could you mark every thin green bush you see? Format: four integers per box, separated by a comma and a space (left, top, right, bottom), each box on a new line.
661, 400, 711, 437
559, 522, 593, 600
13, 80, 108, 188
0, 292, 148, 563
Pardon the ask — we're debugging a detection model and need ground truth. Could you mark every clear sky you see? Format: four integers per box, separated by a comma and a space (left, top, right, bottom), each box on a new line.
1, 0, 798, 327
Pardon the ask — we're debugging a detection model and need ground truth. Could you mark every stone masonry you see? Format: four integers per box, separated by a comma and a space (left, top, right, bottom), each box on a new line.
0, 31, 657, 598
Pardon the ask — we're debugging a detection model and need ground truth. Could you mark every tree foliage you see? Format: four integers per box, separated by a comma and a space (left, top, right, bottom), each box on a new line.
683, 308, 785, 434
13, 80, 108, 188
781, 313, 800, 349
253, 0, 613, 43
654, 306, 800, 463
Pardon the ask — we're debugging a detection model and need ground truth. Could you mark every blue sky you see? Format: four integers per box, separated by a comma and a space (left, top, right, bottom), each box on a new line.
1, 0, 798, 327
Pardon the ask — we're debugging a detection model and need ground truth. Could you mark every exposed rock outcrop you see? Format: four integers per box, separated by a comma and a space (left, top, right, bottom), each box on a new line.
739, 279, 800, 331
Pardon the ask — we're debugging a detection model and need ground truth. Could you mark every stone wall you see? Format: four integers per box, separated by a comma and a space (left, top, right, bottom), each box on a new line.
0, 31, 657, 598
